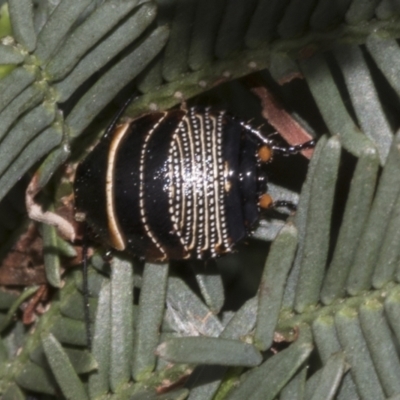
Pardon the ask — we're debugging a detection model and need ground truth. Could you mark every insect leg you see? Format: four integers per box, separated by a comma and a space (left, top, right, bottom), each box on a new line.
271, 139, 316, 155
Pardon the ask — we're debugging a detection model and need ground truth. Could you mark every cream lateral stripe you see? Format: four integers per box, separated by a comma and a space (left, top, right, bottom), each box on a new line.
139, 112, 168, 259
171, 141, 179, 224
168, 145, 175, 220
106, 123, 130, 250
175, 133, 186, 234
208, 116, 217, 255
181, 121, 193, 248
204, 111, 216, 256
168, 140, 176, 221
193, 114, 203, 255
185, 116, 198, 250
181, 126, 192, 258
198, 114, 210, 252
217, 112, 231, 251
216, 113, 227, 249
210, 115, 221, 242
210, 114, 222, 252
192, 112, 204, 255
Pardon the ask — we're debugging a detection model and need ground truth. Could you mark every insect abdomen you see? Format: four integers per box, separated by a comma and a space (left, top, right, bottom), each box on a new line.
168, 109, 232, 259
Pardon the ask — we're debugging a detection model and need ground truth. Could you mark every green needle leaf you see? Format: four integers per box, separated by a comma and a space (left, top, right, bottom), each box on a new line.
157, 337, 262, 367
42, 333, 89, 400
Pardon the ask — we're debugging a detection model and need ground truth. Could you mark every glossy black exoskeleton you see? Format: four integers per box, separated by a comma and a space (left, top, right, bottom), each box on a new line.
74, 107, 314, 262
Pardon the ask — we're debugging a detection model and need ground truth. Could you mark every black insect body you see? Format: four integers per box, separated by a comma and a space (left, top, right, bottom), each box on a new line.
74, 107, 312, 262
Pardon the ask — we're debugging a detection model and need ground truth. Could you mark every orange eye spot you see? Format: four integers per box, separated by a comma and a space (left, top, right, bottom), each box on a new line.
259, 193, 273, 209
258, 145, 273, 163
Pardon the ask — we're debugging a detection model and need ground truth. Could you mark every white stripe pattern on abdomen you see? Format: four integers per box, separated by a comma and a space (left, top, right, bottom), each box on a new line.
168, 110, 231, 258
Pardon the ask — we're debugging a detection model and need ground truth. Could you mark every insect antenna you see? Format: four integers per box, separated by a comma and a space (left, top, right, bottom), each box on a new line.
271, 139, 316, 155
82, 223, 92, 349
103, 94, 137, 139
